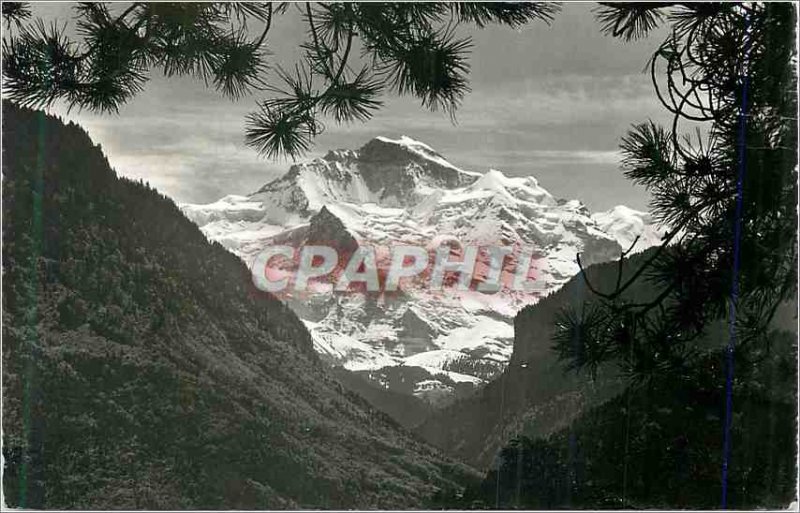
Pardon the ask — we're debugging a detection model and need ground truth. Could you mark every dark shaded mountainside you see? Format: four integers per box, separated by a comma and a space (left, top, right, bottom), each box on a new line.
419, 243, 797, 508
1, 102, 478, 509
417, 254, 653, 466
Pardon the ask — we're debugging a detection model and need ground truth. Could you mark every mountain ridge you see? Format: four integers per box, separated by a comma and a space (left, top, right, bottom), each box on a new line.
181, 136, 660, 403
182, 135, 663, 403
1, 102, 478, 509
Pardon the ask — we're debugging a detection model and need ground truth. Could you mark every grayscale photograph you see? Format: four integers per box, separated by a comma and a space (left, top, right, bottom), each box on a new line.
1, 1, 798, 510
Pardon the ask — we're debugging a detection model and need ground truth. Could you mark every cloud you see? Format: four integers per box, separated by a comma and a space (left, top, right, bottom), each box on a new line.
33, 4, 668, 211
519, 149, 622, 165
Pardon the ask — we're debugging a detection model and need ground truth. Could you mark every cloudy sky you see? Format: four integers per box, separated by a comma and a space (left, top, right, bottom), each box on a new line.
32, 2, 670, 211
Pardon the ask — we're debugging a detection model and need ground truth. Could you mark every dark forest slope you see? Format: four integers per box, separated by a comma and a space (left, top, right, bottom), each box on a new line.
439, 312, 797, 509
419, 243, 796, 477
419, 222, 797, 508
1, 102, 478, 509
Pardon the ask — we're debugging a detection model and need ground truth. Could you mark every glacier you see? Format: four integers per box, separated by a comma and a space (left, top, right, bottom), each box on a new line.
181, 135, 661, 404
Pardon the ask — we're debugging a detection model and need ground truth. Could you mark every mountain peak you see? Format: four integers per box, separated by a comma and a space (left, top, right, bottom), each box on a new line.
591, 204, 663, 253
322, 148, 358, 163
364, 135, 442, 157
358, 135, 477, 177
5, 103, 479, 508
182, 135, 662, 400
307, 206, 359, 254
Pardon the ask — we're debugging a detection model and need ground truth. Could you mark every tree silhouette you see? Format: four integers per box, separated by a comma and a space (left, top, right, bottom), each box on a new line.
2, 2, 30, 29
1, 1, 559, 158
554, 3, 797, 384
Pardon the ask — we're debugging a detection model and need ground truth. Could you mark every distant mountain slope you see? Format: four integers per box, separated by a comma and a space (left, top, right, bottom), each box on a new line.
590, 204, 662, 252
416, 250, 662, 467
1, 102, 478, 509
440, 307, 798, 509
328, 367, 433, 429
182, 135, 662, 401
418, 240, 797, 507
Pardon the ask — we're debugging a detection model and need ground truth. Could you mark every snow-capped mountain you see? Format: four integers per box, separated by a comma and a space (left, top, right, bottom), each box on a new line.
181, 136, 661, 404
591, 204, 663, 253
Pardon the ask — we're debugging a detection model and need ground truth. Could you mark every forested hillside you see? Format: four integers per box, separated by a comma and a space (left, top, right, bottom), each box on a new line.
1, 102, 478, 509
422, 252, 797, 508
440, 318, 797, 508
416, 254, 658, 466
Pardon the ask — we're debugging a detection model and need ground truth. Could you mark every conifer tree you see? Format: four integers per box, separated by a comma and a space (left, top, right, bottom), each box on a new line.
554, 2, 797, 386
1, 2, 559, 158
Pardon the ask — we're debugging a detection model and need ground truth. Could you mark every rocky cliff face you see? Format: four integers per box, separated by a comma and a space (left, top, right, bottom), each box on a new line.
182, 135, 661, 403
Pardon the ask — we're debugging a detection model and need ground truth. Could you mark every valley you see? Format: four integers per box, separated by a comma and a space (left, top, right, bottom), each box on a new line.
182, 136, 663, 405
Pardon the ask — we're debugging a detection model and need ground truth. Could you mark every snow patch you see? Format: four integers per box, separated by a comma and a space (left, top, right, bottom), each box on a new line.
181, 136, 662, 398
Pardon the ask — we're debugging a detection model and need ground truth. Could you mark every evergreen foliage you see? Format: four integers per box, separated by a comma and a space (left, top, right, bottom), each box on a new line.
1, 2, 558, 158
425, 256, 796, 509
432, 4, 798, 508
1, 101, 479, 509
442, 333, 796, 509
553, 1, 797, 387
